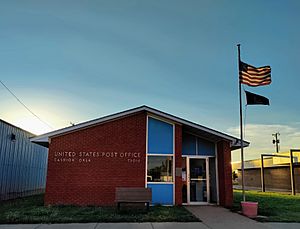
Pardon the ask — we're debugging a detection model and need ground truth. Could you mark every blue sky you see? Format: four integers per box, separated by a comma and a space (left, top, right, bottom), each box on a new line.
1, 0, 300, 161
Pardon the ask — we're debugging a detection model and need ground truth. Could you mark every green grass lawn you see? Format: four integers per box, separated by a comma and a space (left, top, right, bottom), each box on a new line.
0, 194, 199, 224
233, 190, 300, 222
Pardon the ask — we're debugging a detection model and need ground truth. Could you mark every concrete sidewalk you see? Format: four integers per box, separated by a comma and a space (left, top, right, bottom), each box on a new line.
0, 223, 209, 229
265, 223, 300, 229
1, 221, 300, 229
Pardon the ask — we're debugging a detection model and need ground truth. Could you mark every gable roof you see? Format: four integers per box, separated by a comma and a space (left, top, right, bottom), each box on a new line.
31, 105, 249, 149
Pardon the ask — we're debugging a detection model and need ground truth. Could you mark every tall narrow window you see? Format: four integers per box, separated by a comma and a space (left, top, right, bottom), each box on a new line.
147, 116, 174, 205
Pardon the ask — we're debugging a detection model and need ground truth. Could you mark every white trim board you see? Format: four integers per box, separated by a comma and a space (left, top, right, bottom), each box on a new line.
31, 105, 249, 149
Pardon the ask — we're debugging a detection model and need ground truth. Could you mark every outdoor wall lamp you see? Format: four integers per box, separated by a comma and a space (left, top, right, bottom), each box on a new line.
10, 133, 16, 142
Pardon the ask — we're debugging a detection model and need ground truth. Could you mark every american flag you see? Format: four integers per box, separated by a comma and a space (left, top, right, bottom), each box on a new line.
239, 61, 271, 87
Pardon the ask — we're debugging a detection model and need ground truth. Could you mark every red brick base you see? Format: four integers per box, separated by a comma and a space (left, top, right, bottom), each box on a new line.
217, 140, 233, 207
175, 124, 182, 205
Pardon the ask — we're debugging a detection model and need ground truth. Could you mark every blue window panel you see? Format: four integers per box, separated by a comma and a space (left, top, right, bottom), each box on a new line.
197, 138, 215, 156
182, 133, 196, 155
148, 117, 173, 154
147, 183, 173, 205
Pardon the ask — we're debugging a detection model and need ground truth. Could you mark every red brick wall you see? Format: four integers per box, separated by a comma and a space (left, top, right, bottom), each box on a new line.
174, 124, 182, 205
45, 112, 147, 206
217, 140, 233, 207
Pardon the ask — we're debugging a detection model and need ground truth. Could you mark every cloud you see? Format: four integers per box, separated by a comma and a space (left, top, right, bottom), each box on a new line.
228, 123, 300, 161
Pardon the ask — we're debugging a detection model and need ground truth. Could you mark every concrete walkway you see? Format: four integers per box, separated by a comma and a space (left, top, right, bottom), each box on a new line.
186, 205, 268, 229
1, 221, 300, 229
0, 223, 208, 229
265, 223, 300, 229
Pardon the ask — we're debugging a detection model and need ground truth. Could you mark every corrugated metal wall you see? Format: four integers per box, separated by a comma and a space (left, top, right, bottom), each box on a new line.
0, 120, 48, 200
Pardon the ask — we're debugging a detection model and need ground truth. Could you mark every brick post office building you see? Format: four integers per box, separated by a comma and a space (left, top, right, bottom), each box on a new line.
32, 106, 248, 207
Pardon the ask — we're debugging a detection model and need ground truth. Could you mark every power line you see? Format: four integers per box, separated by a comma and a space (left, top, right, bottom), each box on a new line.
0, 80, 53, 130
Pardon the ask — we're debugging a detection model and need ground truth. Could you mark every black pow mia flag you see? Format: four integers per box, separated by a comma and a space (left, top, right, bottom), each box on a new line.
245, 90, 270, 105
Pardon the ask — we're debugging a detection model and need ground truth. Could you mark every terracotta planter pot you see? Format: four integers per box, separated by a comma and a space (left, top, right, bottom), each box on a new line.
241, 201, 258, 218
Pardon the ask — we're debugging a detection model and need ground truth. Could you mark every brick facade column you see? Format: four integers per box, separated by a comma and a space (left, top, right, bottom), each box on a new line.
217, 140, 233, 207
175, 124, 182, 205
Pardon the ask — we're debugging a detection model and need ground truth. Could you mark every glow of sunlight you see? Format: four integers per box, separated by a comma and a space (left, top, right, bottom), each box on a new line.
13, 116, 53, 135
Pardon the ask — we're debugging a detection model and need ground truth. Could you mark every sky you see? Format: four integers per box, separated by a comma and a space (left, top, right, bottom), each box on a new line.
1, 0, 300, 162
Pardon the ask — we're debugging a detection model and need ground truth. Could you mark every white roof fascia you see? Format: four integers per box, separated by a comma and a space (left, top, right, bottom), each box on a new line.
31, 105, 248, 148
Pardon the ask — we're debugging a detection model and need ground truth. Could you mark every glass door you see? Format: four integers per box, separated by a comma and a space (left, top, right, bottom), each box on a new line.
189, 158, 208, 203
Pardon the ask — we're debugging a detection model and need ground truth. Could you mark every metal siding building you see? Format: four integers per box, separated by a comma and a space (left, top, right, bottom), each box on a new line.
0, 119, 48, 200
232, 155, 300, 193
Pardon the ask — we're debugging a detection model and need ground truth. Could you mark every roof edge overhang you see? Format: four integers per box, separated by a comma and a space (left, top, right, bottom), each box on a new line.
30, 105, 249, 149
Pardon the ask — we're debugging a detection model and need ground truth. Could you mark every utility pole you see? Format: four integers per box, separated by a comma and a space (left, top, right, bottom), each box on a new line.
272, 132, 280, 153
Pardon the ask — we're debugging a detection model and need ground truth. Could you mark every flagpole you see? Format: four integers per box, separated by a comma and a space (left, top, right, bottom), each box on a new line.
237, 44, 246, 202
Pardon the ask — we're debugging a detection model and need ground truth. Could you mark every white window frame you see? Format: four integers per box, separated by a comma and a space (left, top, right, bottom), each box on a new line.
147, 155, 174, 183
145, 115, 175, 205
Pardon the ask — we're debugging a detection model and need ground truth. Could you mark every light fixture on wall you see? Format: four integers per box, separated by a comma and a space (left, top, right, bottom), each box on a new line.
10, 133, 16, 142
